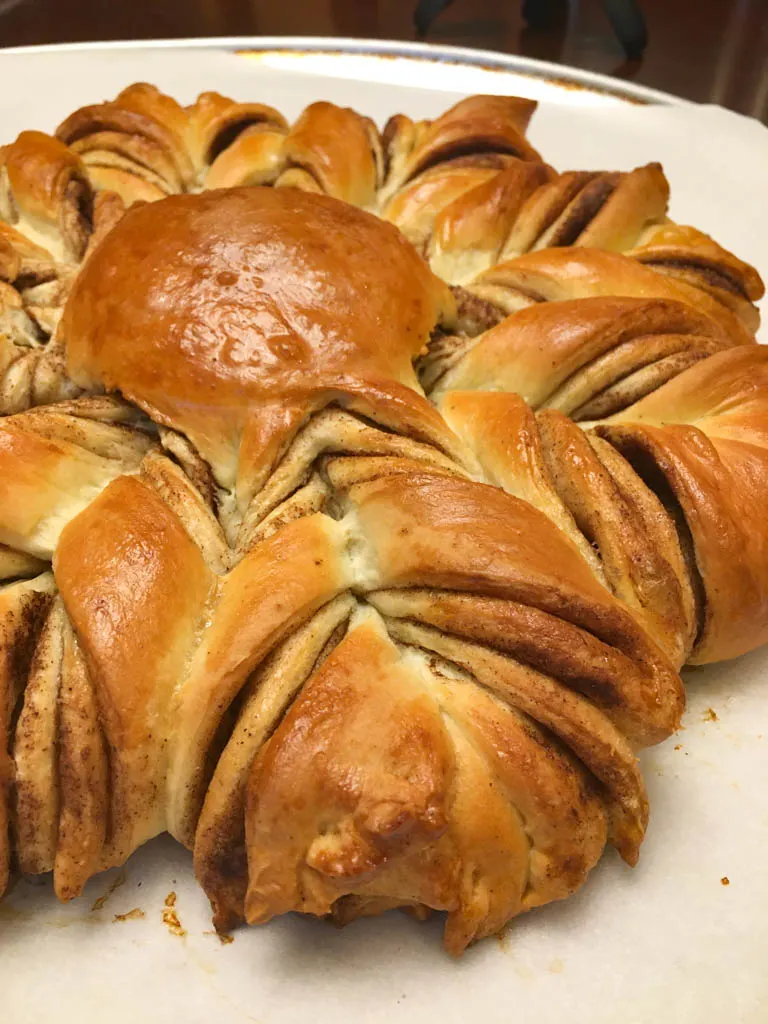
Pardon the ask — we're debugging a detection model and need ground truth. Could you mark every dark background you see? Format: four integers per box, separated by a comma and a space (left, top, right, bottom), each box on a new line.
1, 0, 766, 121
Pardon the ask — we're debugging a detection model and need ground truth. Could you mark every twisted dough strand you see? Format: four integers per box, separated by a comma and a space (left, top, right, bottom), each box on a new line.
0, 178, 125, 414
428, 294, 768, 668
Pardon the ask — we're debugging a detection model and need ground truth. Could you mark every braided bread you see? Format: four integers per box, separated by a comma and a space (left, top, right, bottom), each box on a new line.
0, 87, 764, 956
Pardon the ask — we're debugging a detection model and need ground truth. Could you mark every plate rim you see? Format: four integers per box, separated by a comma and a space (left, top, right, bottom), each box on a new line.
0, 35, 691, 108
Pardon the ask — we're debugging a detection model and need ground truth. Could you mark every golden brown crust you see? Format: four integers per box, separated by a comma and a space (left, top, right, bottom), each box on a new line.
425, 295, 735, 409
518, 163, 669, 255
535, 411, 698, 665
1, 89, 767, 957
56, 84, 194, 194
0, 573, 55, 896
381, 95, 541, 197
242, 616, 459, 924
202, 127, 287, 190
0, 131, 94, 262
383, 616, 647, 864
275, 102, 381, 207
465, 248, 757, 344
423, 160, 556, 283
1, 84, 755, 334
53, 614, 108, 900
436, 389, 602, 572
381, 151, 762, 329
185, 90, 287, 175
0, 404, 152, 557
381, 157, 531, 254
12, 596, 64, 875
0, 221, 56, 285
242, 610, 618, 953
596, 346, 768, 663
195, 594, 356, 929
385, 162, 669, 287
629, 222, 764, 299
55, 475, 216, 865
340, 468, 683, 736
433, 297, 768, 669
168, 512, 354, 845
59, 187, 459, 493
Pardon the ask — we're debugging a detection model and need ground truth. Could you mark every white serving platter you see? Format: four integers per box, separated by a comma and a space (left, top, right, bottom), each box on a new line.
1, 38, 767, 1024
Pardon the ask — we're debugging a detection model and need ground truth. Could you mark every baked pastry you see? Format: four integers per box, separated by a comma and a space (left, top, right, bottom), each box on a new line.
0, 87, 764, 956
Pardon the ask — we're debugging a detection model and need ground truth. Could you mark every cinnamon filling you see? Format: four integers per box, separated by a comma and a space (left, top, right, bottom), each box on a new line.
545, 174, 619, 248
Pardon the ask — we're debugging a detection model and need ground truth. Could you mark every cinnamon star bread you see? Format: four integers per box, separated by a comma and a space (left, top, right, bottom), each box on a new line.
0, 88, 764, 955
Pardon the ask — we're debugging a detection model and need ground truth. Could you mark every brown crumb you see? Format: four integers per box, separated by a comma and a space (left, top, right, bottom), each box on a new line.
162, 891, 186, 937
721, 876, 730, 886
114, 908, 145, 923
703, 708, 719, 722
91, 872, 126, 912
218, 932, 234, 945
674, 744, 683, 751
